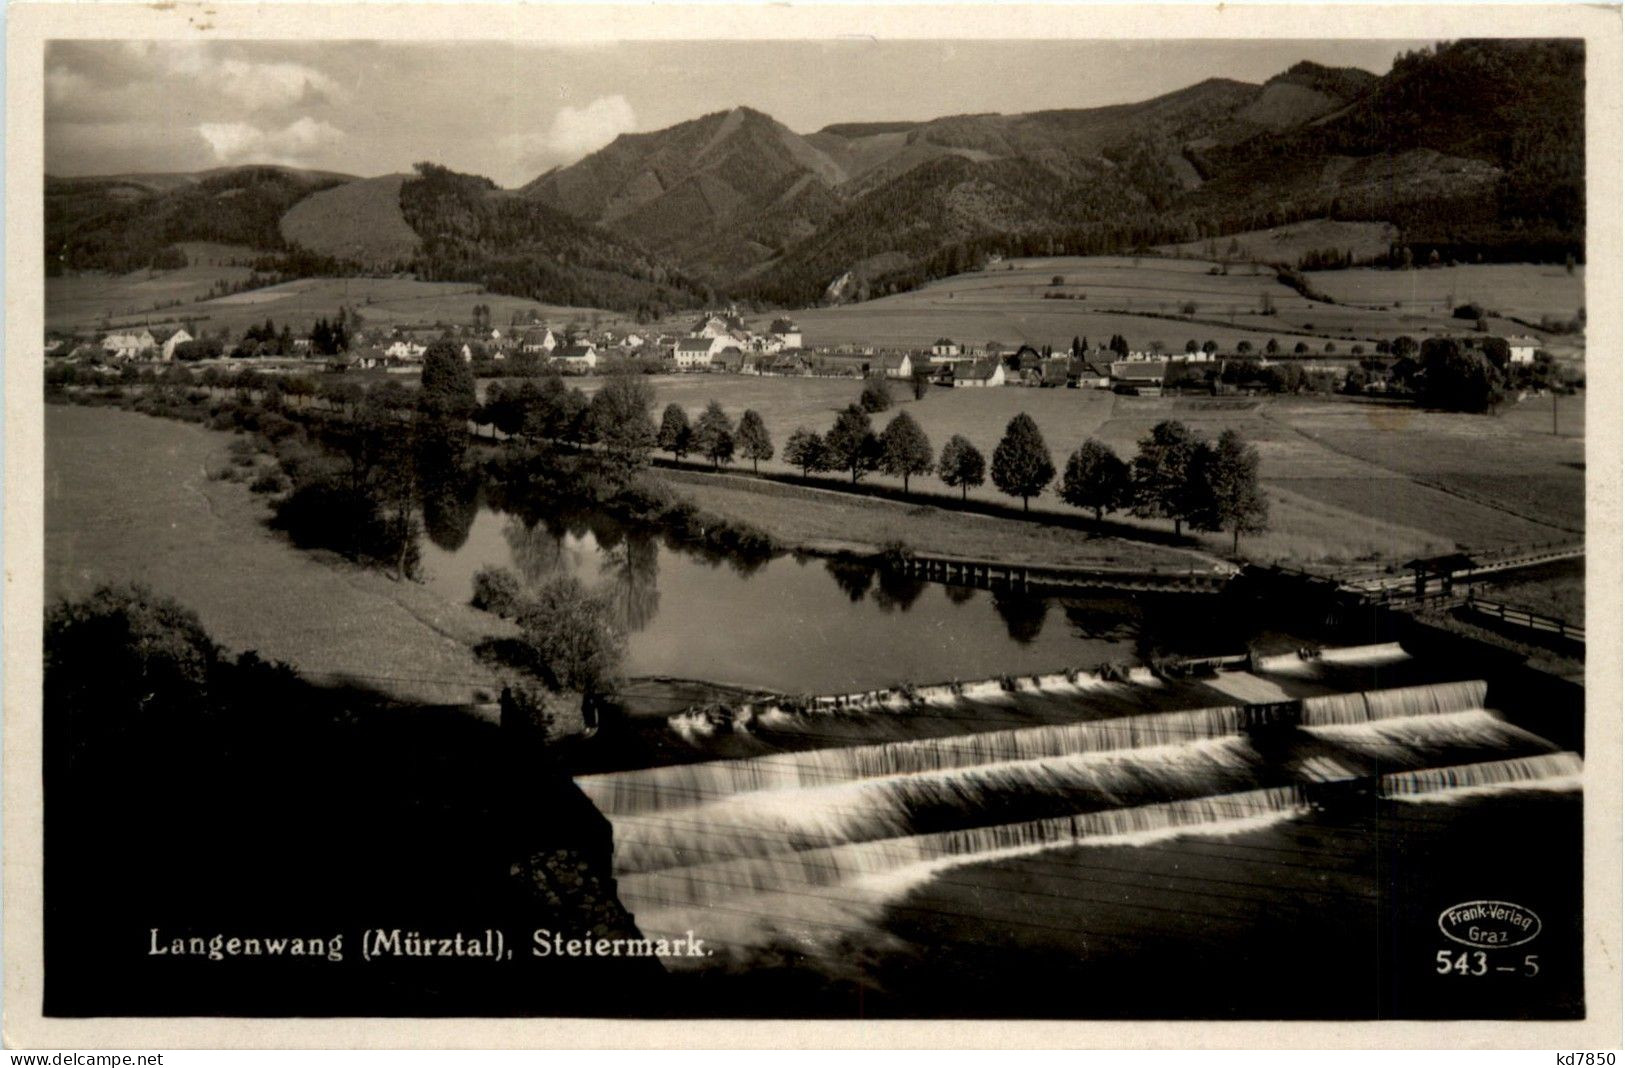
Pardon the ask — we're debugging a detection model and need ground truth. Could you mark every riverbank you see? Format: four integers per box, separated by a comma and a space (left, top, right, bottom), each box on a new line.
46, 404, 510, 706
659, 468, 1225, 571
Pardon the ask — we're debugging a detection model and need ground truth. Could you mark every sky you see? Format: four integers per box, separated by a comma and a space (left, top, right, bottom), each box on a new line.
46, 39, 1429, 188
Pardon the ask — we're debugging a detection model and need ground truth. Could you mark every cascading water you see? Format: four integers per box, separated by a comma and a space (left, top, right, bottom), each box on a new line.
1380, 752, 1583, 801
580, 676, 1575, 968
608, 736, 1264, 875
1299, 679, 1488, 726
581, 704, 1251, 816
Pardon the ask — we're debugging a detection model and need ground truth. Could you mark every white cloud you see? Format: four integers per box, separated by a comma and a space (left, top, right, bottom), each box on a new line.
211, 58, 342, 110
547, 95, 636, 157
504, 95, 637, 165
197, 117, 345, 166
147, 44, 342, 109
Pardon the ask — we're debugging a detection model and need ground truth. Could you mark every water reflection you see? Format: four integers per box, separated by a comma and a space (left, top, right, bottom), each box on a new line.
872, 568, 926, 613
992, 586, 1050, 643
824, 557, 875, 603
416, 506, 1189, 691
600, 535, 661, 634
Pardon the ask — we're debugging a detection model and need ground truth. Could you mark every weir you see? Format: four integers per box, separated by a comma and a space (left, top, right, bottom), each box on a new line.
577, 676, 1576, 960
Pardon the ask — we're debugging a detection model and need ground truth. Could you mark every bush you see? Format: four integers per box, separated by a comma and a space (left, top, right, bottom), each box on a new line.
471, 565, 524, 619
1453, 302, 1486, 320
858, 379, 892, 413
515, 575, 626, 696
248, 470, 287, 495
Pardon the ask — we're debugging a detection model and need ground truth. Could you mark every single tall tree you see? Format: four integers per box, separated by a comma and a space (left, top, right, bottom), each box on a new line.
937, 435, 985, 500
783, 427, 830, 477
1059, 438, 1131, 521
586, 373, 656, 482
825, 404, 881, 483
657, 402, 692, 461
878, 410, 933, 491
419, 339, 476, 423
1131, 419, 1200, 535
859, 378, 893, 413
692, 400, 735, 470
735, 409, 774, 474
1189, 429, 1270, 554
990, 412, 1055, 512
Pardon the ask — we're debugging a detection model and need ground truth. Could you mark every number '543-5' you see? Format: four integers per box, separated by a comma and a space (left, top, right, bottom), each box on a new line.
1435, 949, 1539, 976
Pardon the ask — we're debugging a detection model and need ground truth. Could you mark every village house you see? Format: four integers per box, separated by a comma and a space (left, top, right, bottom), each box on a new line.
101, 329, 155, 361
1111, 359, 1169, 396
521, 327, 558, 355
555, 343, 598, 371
1505, 335, 1542, 365
1072, 358, 1114, 389
930, 339, 963, 361
712, 347, 747, 374
764, 350, 812, 377
693, 312, 748, 340
674, 336, 727, 370
156, 328, 194, 362
385, 340, 427, 362
811, 353, 873, 378
1038, 357, 1071, 388
769, 318, 802, 349
953, 358, 1006, 388
352, 346, 390, 370
878, 352, 914, 379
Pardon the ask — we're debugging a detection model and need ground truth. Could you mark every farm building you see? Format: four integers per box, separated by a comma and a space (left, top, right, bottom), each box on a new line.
156, 328, 193, 362
713, 347, 747, 373
769, 318, 802, 348
954, 358, 1006, 388
1038, 357, 1071, 387
520, 327, 558, 355
1073, 358, 1113, 389
556, 343, 598, 371
879, 352, 915, 379
810, 353, 873, 378
385, 340, 427, 361
1111, 360, 1169, 395
675, 336, 727, 369
101, 329, 155, 361
764, 351, 811, 376
1505, 335, 1542, 364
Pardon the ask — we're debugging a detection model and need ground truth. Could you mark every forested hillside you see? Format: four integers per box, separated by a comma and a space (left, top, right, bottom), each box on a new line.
46, 166, 351, 274
400, 163, 708, 316
527, 39, 1585, 306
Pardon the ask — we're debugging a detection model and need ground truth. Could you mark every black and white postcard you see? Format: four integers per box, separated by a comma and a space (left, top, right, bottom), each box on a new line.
4, 2, 1620, 1049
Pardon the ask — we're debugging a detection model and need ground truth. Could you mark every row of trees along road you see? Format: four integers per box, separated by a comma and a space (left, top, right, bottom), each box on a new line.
482, 368, 1267, 554
710, 386, 1274, 554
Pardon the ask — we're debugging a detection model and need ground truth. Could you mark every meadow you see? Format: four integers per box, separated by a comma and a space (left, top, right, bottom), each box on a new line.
47, 269, 628, 337
581, 374, 1583, 567
751, 255, 1580, 355
45, 404, 509, 706
1154, 219, 1399, 265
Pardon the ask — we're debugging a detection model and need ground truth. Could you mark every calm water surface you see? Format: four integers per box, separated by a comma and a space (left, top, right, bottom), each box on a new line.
418, 507, 1156, 692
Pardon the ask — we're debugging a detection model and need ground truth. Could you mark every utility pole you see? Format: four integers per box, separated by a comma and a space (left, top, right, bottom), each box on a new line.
1553, 389, 1559, 436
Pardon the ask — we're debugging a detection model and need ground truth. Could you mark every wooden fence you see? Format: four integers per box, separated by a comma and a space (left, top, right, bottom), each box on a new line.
1461, 595, 1585, 644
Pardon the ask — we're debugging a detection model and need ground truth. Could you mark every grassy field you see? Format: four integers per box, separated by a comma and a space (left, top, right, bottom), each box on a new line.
1475, 559, 1586, 625
46, 404, 510, 706
48, 271, 628, 337
1155, 219, 1399, 265
746, 255, 1578, 353
44, 242, 261, 329
660, 470, 1215, 572
575, 374, 1582, 567
1309, 263, 1585, 324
